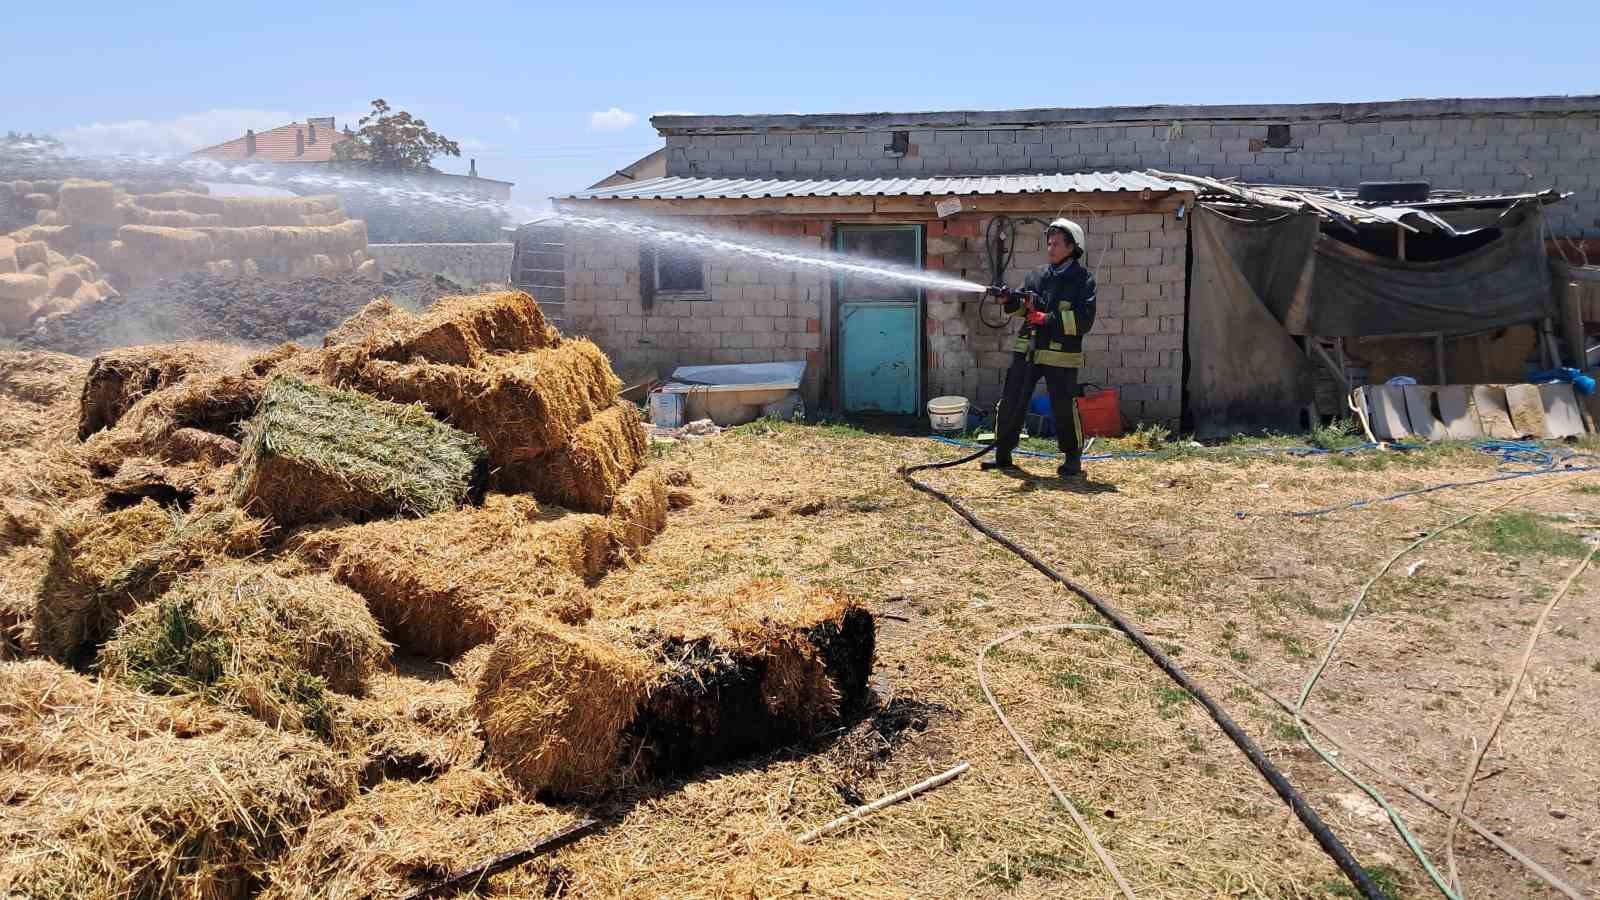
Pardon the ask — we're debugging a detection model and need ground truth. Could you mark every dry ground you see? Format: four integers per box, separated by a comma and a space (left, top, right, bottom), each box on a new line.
476, 423, 1598, 899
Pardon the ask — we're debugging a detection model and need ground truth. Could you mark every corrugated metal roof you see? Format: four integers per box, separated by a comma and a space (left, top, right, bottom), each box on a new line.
563, 171, 1188, 201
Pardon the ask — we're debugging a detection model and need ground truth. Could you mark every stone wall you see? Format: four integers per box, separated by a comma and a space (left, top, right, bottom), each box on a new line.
658, 96, 1600, 236
563, 205, 1185, 426
368, 243, 514, 285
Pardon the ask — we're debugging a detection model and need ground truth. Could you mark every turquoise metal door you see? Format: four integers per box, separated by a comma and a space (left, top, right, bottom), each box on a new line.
840, 304, 917, 413
836, 225, 921, 414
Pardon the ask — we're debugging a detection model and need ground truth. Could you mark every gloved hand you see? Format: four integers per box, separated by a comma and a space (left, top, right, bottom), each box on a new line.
1026, 308, 1048, 326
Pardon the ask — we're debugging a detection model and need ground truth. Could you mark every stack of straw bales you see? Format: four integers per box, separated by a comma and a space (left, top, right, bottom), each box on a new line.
0, 659, 357, 899
76, 342, 239, 439
233, 376, 488, 528
330, 290, 650, 514
1, 180, 374, 337
473, 579, 875, 797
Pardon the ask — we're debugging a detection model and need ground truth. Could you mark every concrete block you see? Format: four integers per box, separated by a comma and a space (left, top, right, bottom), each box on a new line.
1113, 231, 1150, 250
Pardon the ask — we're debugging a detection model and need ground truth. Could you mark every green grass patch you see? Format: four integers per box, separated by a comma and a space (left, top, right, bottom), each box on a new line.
1321, 863, 1406, 899
1260, 629, 1312, 659
1469, 512, 1590, 559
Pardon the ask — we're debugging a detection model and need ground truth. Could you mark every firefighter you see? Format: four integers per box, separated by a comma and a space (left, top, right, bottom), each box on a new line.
982, 218, 1097, 478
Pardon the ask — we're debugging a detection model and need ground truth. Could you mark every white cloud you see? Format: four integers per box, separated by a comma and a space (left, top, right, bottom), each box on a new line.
59, 108, 296, 157
502, 115, 522, 133
651, 110, 702, 117
459, 136, 489, 151
589, 107, 638, 131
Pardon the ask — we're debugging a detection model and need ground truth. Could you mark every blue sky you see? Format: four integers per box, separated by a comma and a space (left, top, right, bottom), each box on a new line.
6, 1, 1597, 217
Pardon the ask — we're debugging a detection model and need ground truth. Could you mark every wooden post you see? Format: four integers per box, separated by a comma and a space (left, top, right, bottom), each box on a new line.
1540, 318, 1563, 368
1309, 339, 1351, 394
1433, 333, 1447, 385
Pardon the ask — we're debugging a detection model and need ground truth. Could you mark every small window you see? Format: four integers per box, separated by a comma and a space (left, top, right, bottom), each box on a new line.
656, 247, 705, 293
1265, 124, 1292, 148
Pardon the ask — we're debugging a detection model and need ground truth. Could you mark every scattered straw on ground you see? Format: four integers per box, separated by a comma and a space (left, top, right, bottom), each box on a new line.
0, 659, 357, 899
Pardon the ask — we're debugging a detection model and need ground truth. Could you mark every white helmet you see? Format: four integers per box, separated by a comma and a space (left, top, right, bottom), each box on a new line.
1046, 217, 1085, 249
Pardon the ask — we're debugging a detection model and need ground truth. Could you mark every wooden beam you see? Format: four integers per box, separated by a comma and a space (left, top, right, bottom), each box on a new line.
1309, 339, 1351, 394
1433, 332, 1446, 385
559, 196, 879, 217
403, 818, 600, 900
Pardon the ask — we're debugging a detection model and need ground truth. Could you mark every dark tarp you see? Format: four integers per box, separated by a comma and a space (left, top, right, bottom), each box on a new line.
1186, 201, 1555, 437
1281, 204, 1554, 337
1187, 206, 1317, 438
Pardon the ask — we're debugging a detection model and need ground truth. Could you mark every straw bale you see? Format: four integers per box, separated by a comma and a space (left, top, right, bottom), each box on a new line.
101, 565, 390, 728
76, 342, 231, 439
474, 580, 874, 797
46, 266, 81, 298
259, 767, 571, 900
56, 179, 120, 226
117, 224, 216, 265
144, 209, 226, 227
349, 339, 620, 470
0, 295, 34, 336
0, 272, 48, 302
134, 189, 225, 214
356, 290, 560, 368
14, 240, 48, 269
356, 258, 380, 280
234, 377, 486, 528
35, 208, 64, 226
0, 237, 16, 274
473, 615, 653, 797
84, 370, 265, 467
609, 466, 668, 558
0, 659, 357, 899
32, 500, 176, 666
323, 298, 414, 348
22, 192, 55, 210
296, 495, 608, 659
499, 403, 647, 512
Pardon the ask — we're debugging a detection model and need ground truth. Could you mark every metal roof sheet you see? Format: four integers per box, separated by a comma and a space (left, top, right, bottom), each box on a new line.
563, 171, 1188, 201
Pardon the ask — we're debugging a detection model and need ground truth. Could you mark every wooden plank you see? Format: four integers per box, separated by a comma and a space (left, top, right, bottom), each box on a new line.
1309, 339, 1350, 393
1437, 386, 1482, 439
1402, 385, 1449, 441
1504, 384, 1549, 437
403, 818, 600, 900
560, 196, 879, 217
1472, 386, 1518, 439
1364, 385, 1412, 440
1537, 383, 1586, 438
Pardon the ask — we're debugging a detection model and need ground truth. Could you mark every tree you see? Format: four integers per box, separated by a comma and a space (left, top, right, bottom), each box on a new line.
333, 99, 461, 173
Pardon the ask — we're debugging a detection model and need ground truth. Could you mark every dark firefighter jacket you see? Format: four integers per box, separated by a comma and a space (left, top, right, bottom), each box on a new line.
1004, 259, 1097, 368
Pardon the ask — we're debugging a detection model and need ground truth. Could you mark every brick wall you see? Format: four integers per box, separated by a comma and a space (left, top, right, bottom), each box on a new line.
368, 242, 514, 285
564, 207, 1185, 427
926, 210, 1186, 425
565, 218, 828, 406
659, 98, 1600, 236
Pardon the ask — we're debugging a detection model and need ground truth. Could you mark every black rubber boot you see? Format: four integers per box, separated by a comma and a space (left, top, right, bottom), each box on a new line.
980, 452, 1016, 471
1058, 459, 1084, 479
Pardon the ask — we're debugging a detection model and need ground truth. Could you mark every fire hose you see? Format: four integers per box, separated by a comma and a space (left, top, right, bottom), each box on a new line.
899, 445, 1388, 900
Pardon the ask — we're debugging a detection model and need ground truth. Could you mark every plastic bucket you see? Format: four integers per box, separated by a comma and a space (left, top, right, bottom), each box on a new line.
1075, 388, 1122, 437
927, 395, 969, 432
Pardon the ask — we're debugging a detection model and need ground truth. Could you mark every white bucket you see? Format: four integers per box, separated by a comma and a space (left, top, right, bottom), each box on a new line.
927, 395, 969, 432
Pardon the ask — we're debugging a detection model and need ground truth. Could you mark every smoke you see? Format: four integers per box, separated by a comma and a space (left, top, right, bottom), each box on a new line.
57, 109, 296, 158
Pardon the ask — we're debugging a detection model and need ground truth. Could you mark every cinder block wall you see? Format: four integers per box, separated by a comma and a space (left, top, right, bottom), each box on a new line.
565, 219, 828, 406
565, 208, 1186, 426
925, 211, 1186, 424
368, 242, 514, 285
659, 98, 1600, 236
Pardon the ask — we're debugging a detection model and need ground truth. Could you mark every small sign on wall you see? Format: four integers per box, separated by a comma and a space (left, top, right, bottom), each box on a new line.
934, 197, 963, 219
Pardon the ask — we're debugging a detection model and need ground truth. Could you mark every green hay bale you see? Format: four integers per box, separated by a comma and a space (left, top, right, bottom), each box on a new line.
99, 565, 391, 738
233, 376, 487, 528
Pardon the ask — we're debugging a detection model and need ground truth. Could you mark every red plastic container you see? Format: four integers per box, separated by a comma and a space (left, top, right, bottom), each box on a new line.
1075, 388, 1123, 437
